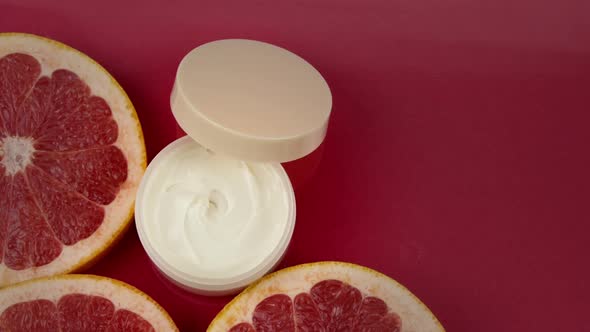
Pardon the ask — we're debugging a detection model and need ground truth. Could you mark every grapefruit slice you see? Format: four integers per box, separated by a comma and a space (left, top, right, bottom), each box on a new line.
0, 274, 178, 331
208, 261, 444, 332
0, 33, 146, 286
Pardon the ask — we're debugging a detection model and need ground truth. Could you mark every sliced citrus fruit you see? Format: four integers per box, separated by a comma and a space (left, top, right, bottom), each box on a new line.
208, 261, 444, 332
0, 274, 178, 331
0, 33, 146, 286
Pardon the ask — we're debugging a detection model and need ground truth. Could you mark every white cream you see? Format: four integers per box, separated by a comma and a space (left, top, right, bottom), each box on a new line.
140, 137, 292, 281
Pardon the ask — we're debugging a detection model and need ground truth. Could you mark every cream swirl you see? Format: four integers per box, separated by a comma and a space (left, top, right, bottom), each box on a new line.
143, 138, 290, 279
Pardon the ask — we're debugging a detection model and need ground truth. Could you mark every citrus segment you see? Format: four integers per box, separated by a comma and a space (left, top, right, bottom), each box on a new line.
209, 262, 444, 332
27, 166, 105, 245
0, 274, 178, 331
1, 299, 58, 331
0, 53, 41, 135
33, 146, 127, 205
3, 171, 63, 269
0, 32, 146, 286
30, 69, 119, 152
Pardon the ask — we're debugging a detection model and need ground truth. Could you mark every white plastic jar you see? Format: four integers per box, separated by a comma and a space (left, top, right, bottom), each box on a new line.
135, 137, 296, 295
135, 39, 331, 295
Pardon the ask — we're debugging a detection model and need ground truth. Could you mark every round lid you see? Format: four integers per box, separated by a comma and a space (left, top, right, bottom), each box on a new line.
171, 39, 332, 163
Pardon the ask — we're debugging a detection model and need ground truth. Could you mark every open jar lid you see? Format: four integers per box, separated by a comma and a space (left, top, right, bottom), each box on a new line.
171, 39, 332, 163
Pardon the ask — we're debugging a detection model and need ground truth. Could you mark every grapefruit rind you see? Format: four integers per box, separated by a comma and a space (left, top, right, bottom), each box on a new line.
208, 261, 445, 332
0, 32, 147, 286
0, 274, 178, 331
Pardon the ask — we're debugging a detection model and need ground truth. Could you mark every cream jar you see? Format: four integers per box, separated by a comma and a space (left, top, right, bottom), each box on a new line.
135, 39, 331, 295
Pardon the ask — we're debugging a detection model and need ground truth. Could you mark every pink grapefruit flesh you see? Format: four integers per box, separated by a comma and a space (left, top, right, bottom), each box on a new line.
0, 274, 178, 331
208, 261, 444, 332
0, 33, 146, 286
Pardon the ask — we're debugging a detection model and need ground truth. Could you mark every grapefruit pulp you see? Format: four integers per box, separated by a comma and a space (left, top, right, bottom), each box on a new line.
0, 33, 146, 286
208, 261, 444, 332
0, 274, 178, 331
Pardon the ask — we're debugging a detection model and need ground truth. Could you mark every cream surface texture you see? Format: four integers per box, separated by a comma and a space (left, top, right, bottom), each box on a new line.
142, 138, 290, 279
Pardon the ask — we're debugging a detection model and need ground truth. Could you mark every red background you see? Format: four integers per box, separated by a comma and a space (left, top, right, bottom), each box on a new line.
2, 1, 590, 331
